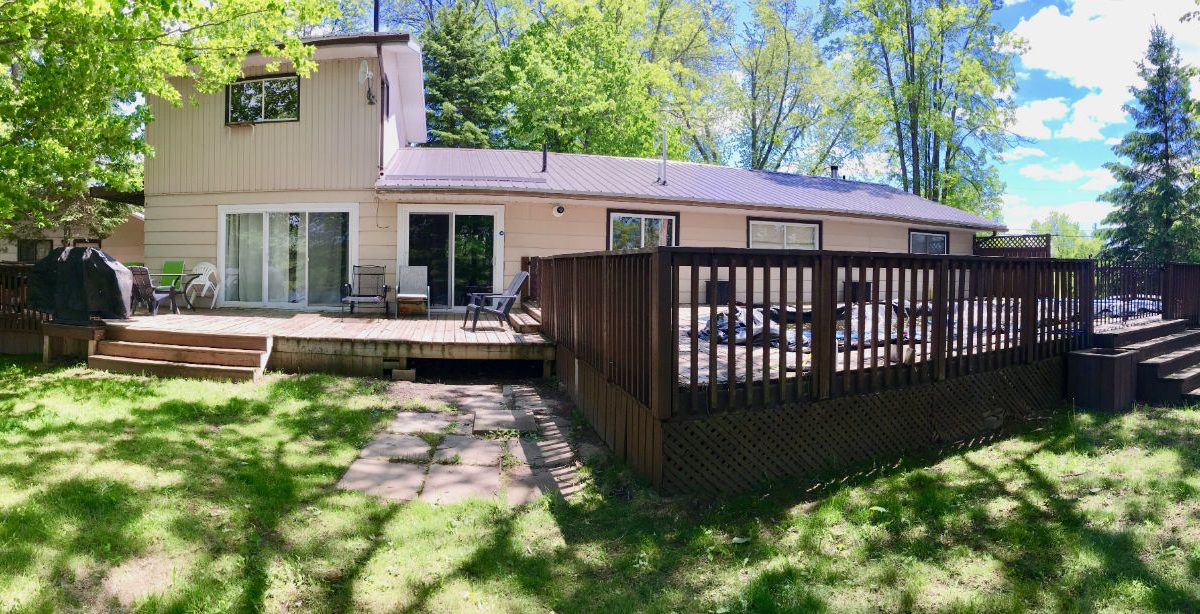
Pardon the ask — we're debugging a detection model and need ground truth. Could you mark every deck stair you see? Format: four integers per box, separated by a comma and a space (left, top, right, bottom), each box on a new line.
88, 325, 271, 382
1094, 320, 1200, 404
507, 306, 541, 334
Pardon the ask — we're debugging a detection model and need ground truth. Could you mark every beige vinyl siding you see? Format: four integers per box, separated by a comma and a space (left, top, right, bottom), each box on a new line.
145, 59, 381, 196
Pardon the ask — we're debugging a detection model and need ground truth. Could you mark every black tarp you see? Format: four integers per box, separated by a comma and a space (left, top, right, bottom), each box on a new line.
29, 247, 133, 324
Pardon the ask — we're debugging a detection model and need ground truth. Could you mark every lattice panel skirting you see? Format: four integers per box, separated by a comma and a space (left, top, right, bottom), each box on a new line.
659, 358, 1065, 495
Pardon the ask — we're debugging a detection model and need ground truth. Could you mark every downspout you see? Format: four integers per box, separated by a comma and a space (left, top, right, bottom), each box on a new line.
376, 43, 385, 178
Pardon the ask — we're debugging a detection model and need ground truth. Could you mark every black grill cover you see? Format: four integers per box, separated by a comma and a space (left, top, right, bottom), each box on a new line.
29, 247, 133, 324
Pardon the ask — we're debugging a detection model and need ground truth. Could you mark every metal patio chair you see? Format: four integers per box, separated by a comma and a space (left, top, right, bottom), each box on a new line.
129, 265, 181, 315
396, 265, 430, 319
462, 271, 528, 331
341, 265, 392, 318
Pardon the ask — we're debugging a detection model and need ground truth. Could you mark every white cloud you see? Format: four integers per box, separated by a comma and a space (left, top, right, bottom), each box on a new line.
1000, 194, 1114, 232
1018, 161, 1116, 192
1013, 0, 1200, 141
1001, 146, 1047, 161
1104, 137, 1121, 145
1013, 98, 1070, 140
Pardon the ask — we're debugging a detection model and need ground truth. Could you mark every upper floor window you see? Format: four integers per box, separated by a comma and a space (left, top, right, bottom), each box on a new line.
609, 211, 678, 250
226, 75, 299, 124
748, 219, 820, 250
17, 239, 52, 263
909, 230, 949, 255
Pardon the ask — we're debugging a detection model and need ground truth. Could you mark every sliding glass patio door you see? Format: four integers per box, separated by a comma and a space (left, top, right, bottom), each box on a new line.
403, 208, 502, 309
221, 206, 353, 307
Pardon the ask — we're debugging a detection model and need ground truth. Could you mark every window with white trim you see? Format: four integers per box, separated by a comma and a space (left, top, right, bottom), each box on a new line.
226, 75, 299, 124
909, 231, 949, 255
748, 220, 820, 250
609, 212, 677, 250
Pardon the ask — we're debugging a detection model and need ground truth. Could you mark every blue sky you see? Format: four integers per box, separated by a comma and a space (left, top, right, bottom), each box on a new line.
993, 0, 1200, 233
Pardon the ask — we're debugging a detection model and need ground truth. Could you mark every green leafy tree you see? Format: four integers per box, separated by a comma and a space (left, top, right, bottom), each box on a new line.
0, 0, 334, 232
423, 2, 505, 147
501, 6, 669, 157
1101, 26, 1200, 262
724, 0, 878, 173
1028, 212, 1102, 259
844, 0, 1019, 216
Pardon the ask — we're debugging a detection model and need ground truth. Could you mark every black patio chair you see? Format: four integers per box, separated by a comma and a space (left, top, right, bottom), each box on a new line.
463, 271, 529, 331
129, 266, 180, 315
341, 265, 392, 318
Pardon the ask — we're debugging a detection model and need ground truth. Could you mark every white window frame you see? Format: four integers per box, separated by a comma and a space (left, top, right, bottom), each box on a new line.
748, 219, 821, 250
395, 204, 506, 311
225, 75, 300, 124
909, 230, 950, 255
216, 203, 358, 309
607, 211, 678, 250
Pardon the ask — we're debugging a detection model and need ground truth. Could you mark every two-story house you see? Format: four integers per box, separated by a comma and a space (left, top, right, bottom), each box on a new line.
145, 31, 1004, 311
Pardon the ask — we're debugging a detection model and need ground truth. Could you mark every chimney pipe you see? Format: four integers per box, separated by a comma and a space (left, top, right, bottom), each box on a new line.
659, 123, 668, 186
830, 165, 839, 179
541, 143, 548, 173
373, 0, 380, 32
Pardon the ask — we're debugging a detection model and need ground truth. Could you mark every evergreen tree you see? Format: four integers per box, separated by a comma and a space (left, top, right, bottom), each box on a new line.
422, 2, 504, 148
1101, 26, 1200, 262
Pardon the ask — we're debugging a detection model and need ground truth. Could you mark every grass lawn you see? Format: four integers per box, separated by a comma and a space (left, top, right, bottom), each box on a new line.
2, 355, 1200, 612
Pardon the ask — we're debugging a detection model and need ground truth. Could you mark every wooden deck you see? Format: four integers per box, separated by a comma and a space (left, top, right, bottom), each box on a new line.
102, 309, 554, 376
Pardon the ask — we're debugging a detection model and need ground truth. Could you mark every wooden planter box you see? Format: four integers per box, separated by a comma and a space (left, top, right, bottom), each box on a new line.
1068, 347, 1138, 412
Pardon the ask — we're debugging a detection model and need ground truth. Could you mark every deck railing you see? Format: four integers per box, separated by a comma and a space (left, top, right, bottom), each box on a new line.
541, 248, 1096, 420
1094, 259, 1163, 329
0, 263, 48, 334
520, 256, 542, 303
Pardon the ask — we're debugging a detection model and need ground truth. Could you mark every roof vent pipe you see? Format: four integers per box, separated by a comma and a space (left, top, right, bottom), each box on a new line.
541, 143, 548, 173
658, 123, 668, 186
830, 164, 839, 179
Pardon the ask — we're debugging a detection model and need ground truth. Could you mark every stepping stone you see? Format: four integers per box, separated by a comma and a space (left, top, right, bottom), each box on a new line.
433, 435, 504, 466
508, 437, 575, 468
337, 458, 427, 502
453, 387, 508, 412
389, 411, 460, 434
419, 463, 501, 504
535, 415, 574, 437
504, 464, 558, 505
473, 408, 537, 433
360, 434, 433, 461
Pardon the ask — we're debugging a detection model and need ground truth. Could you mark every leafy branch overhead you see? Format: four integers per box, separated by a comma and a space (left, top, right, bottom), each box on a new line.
0, 0, 336, 231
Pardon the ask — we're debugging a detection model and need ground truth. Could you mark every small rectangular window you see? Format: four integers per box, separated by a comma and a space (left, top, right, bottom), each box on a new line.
909, 230, 949, 255
608, 211, 678, 250
17, 239, 53, 263
226, 75, 299, 124
748, 219, 820, 250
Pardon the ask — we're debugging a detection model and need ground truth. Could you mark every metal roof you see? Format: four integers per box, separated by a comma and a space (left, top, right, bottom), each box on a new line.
377, 148, 1005, 231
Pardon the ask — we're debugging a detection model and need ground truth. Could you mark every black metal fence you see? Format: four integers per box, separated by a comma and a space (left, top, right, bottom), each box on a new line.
1093, 259, 1163, 329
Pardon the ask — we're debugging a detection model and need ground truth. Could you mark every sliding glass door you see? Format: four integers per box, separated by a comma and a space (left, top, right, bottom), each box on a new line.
221, 206, 353, 307
404, 208, 502, 309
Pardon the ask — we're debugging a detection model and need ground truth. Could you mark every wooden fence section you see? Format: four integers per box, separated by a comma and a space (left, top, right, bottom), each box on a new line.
520, 256, 542, 303
1164, 262, 1200, 324
0, 263, 48, 353
541, 247, 1096, 493
1094, 259, 1163, 328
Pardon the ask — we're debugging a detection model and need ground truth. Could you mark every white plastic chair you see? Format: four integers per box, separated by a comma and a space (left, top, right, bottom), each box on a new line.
189, 261, 219, 309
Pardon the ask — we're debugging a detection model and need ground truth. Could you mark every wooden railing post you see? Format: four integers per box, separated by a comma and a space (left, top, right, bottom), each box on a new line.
1081, 259, 1095, 348
1163, 262, 1177, 321
650, 248, 675, 420
812, 254, 835, 400
930, 258, 949, 381
1020, 262, 1039, 363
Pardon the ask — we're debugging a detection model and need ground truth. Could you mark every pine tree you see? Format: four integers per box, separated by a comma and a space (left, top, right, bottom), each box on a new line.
1101, 26, 1200, 262
421, 2, 503, 148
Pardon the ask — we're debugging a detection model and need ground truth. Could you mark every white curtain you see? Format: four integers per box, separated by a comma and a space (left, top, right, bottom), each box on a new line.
225, 214, 263, 302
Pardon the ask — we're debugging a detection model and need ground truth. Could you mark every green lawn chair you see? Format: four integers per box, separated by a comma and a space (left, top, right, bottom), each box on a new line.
161, 260, 185, 289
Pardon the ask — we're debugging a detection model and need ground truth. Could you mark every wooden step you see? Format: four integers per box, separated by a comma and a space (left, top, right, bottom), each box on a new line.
507, 310, 541, 334
1095, 319, 1187, 349
105, 325, 271, 351
96, 340, 266, 368
523, 305, 542, 323
1123, 328, 1200, 360
1142, 363, 1200, 404
88, 355, 262, 382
